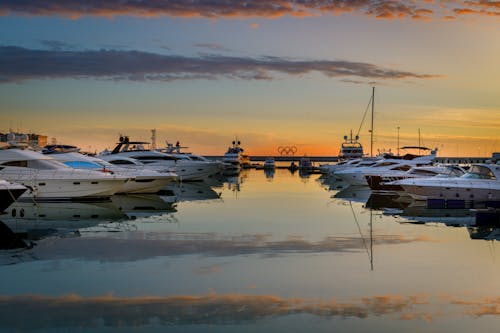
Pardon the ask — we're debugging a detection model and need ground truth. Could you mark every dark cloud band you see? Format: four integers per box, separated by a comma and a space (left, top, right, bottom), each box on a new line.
0, 46, 439, 83
0, 1, 498, 20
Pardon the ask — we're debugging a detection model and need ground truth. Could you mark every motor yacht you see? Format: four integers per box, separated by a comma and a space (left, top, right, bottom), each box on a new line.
299, 156, 313, 172
0, 180, 27, 212
45, 151, 177, 194
391, 163, 500, 202
0, 148, 127, 200
263, 157, 275, 170
101, 136, 218, 181
222, 140, 245, 171
163, 142, 223, 176
366, 165, 466, 193
323, 158, 380, 178
339, 131, 364, 160
335, 149, 437, 186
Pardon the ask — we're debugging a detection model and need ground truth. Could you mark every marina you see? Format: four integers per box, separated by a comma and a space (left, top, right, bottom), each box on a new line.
1, 166, 500, 332
2, 2, 500, 331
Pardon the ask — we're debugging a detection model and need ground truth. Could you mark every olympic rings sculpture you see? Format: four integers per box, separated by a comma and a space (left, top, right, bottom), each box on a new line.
277, 146, 298, 156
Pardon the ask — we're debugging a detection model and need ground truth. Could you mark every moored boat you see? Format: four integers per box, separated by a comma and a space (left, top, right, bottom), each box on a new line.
392, 163, 500, 202
0, 148, 128, 200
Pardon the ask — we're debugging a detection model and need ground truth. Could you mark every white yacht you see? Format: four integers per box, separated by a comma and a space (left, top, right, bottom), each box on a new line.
392, 164, 500, 201
222, 140, 245, 171
45, 151, 177, 194
339, 131, 364, 160
163, 142, 223, 176
366, 165, 466, 193
101, 136, 219, 181
322, 158, 381, 178
299, 156, 313, 172
0, 180, 27, 212
334, 149, 437, 186
0, 148, 128, 200
263, 157, 275, 169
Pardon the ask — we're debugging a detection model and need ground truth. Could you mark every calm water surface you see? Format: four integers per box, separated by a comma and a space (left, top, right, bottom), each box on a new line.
1, 168, 499, 332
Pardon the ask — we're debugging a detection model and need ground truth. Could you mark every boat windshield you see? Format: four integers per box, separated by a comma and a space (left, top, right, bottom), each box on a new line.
373, 161, 398, 168
408, 169, 438, 176
358, 162, 377, 167
462, 165, 496, 180
391, 165, 411, 171
27, 159, 70, 170
108, 159, 138, 165
188, 155, 208, 161
133, 155, 178, 161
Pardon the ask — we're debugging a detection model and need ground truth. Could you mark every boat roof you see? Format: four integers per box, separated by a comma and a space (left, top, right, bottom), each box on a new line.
0, 148, 53, 162
400, 146, 431, 150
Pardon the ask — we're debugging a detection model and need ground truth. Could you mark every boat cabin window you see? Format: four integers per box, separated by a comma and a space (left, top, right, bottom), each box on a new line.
447, 167, 465, 177
408, 169, 438, 176
175, 155, 192, 160
358, 162, 377, 167
2, 160, 28, 168
132, 155, 178, 161
188, 155, 207, 161
109, 159, 136, 165
391, 165, 411, 171
463, 165, 496, 180
373, 161, 398, 168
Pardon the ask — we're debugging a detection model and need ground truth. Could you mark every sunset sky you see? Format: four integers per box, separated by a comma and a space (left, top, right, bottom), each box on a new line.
1, 1, 499, 156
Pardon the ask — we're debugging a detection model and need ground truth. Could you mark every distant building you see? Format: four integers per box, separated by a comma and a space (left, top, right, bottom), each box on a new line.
0, 132, 48, 149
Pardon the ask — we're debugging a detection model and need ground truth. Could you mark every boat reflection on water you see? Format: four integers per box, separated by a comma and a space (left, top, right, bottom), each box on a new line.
319, 175, 349, 191
365, 193, 411, 211
0, 200, 127, 253
264, 168, 275, 180
4, 200, 126, 232
332, 186, 372, 204
0, 220, 31, 250
163, 182, 221, 203
111, 194, 177, 219
324, 180, 500, 243
220, 170, 248, 195
399, 204, 475, 226
468, 226, 500, 240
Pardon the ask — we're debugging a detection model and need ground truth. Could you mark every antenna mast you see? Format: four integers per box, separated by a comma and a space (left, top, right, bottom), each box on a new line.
418, 128, 421, 155
151, 129, 157, 150
370, 86, 375, 157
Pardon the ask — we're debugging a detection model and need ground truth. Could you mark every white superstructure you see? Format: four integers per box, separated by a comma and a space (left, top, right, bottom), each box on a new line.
46, 151, 177, 194
101, 137, 219, 181
0, 149, 127, 200
335, 150, 437, 186
392, 164, 500, 201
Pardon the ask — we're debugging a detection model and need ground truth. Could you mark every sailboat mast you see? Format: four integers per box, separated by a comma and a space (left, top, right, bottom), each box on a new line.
370, 209, 374, 271
370, 86, 375, 157
418, 128, 421, 155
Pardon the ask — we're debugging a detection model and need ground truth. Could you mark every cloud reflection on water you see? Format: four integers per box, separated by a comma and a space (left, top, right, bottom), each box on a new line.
1, 293, 499, 330
27, 232, 433, 262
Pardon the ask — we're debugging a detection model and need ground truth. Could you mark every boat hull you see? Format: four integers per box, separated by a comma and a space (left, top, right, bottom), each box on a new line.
400, 183, 500, 202
0, 187, 26, 212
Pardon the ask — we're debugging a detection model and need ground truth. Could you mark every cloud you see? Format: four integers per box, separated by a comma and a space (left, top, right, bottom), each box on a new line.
0, 46, 440, 84
0, 1, 497, 20
39, 40, 76, 51
194, 43, 231, 52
